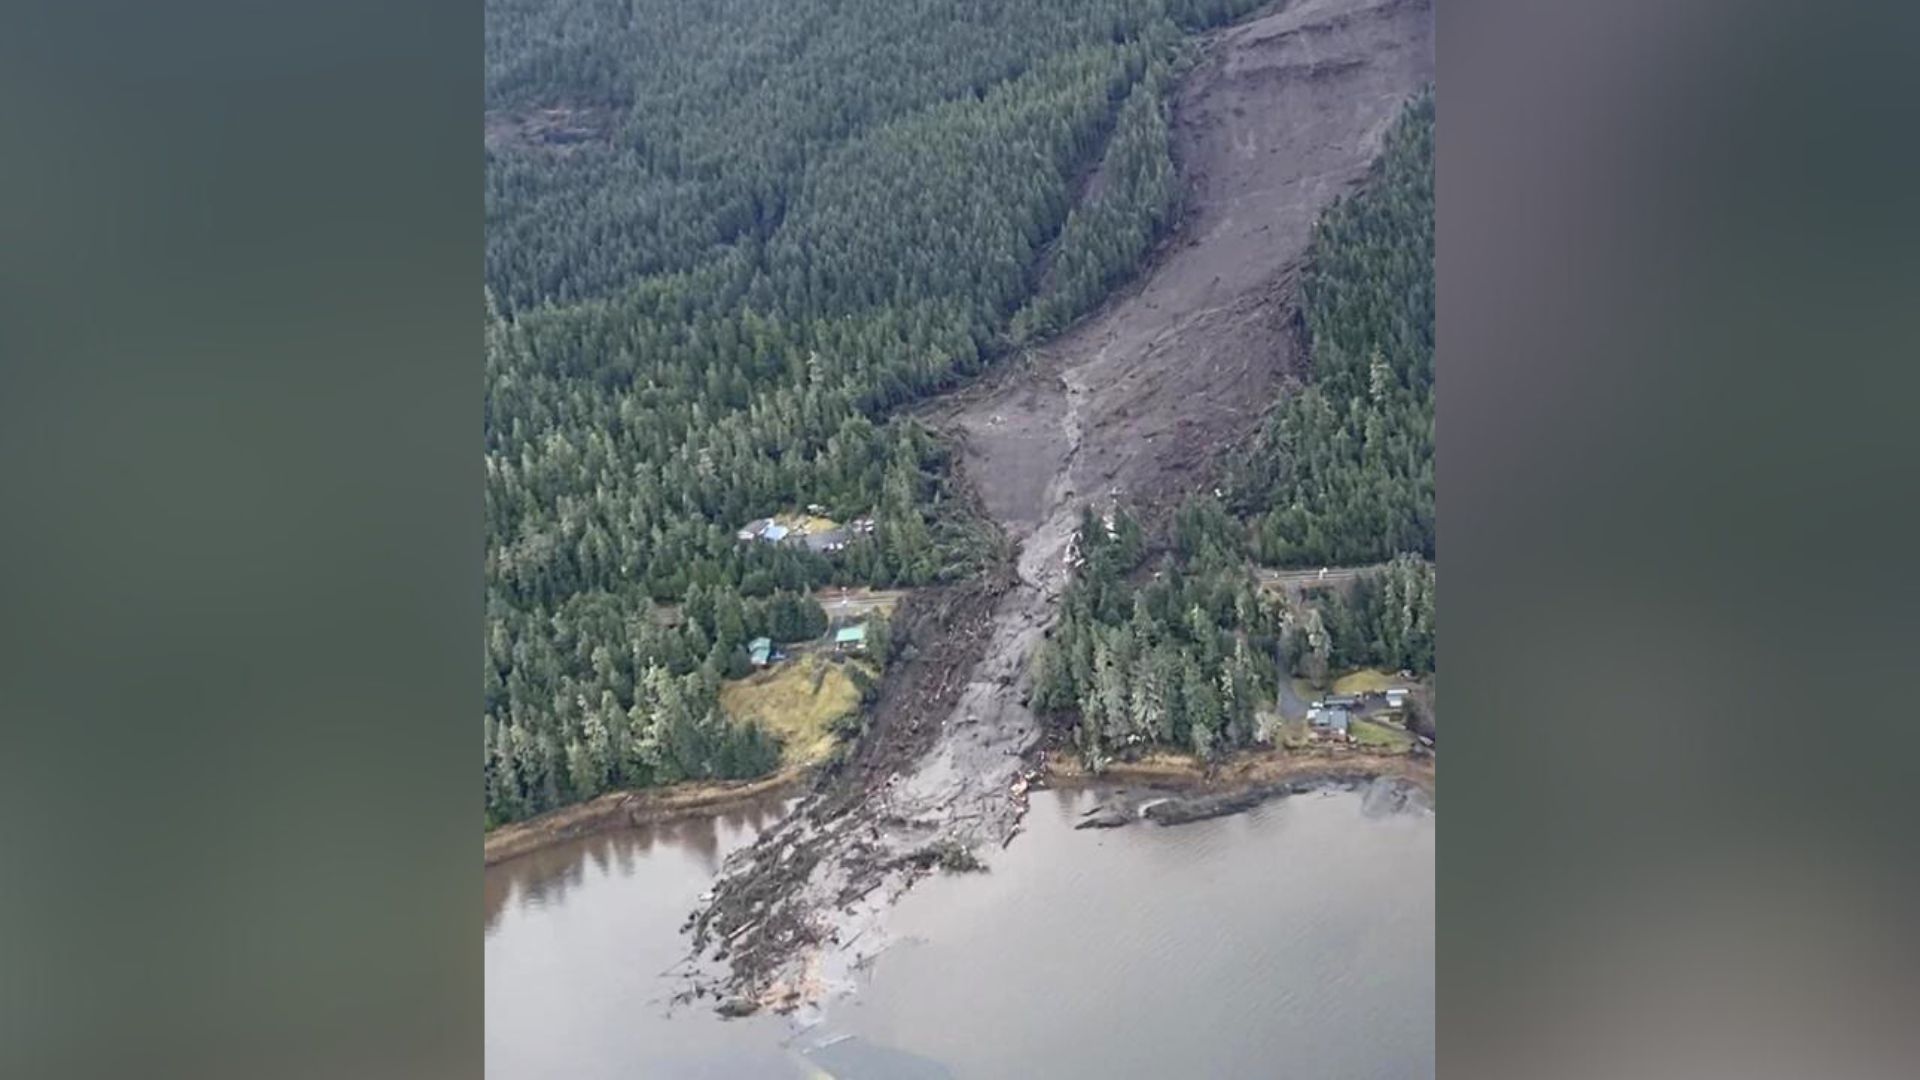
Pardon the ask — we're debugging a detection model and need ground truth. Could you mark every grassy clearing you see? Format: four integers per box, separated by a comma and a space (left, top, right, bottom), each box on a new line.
1349, 716, 1413, 751
1332, 668, 1401, 695
773, 511, 842, 534
719, 654, 871, 766
817, 586, 907, 617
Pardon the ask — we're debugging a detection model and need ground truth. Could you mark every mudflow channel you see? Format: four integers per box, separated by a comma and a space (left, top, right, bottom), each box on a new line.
684, 0, 1434, 1013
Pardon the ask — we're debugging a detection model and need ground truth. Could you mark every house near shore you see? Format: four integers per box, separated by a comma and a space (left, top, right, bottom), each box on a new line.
1307, 706, 1350, 739
833, 623, 868, 654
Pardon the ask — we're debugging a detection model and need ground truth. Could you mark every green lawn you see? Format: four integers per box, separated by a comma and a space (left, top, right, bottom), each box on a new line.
719, 654, 871, 766
1349, 715, 1413, 751
1332, 668, 1401, 695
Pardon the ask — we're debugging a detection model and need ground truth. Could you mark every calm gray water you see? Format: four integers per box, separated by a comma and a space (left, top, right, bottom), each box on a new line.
485, 787, 1433, 1078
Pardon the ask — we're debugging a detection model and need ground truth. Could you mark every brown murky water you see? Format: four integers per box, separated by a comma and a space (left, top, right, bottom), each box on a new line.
485, 788, 1432, 1078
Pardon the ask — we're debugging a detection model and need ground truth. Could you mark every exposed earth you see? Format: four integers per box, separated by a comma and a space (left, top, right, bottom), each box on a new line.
683, 0, 1434, 1013
482, 104, 616, 156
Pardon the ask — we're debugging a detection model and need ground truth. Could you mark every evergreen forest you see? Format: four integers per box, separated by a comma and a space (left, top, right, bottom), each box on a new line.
482, 0, 1269, 825
1028, 92, 1437, 765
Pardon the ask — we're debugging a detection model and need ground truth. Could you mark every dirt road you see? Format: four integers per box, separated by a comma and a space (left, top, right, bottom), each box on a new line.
810, 587, 908, 621
1257, 562, 1391, 593
684, 0, 1433, 1013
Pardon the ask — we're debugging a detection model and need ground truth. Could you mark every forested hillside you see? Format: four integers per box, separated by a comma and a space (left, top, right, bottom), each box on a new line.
1232, 89, 1435, 566
1030, 92, 1436, 765
483, 0, 1267, 825
486, 0, 1256, 311
1029, 506, 1435, 767
1029, 505, 1276, 765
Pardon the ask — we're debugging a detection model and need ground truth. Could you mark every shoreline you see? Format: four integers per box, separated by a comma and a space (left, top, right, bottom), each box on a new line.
1041, 746, 1434, 828
484, 745, 1434, 867
483, 767, 810, 867
1041, 746, 1435, 797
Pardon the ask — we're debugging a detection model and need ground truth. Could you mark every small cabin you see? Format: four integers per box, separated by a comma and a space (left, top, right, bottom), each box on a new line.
1384, 688, 1408, 709
747, 637, 773, 668
833, 623, 868, 653
1307, 706, 1350, 739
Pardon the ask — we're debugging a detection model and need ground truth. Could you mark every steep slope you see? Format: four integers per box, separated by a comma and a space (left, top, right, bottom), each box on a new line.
686, 0, 1434, 1012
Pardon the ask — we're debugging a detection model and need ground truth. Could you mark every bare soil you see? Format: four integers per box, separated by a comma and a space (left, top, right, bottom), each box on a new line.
483, 104, 617, 156
681, 0, 1433, 1014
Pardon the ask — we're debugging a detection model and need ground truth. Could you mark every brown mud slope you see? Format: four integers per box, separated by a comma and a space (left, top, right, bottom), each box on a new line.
683, 0, 1433, 1013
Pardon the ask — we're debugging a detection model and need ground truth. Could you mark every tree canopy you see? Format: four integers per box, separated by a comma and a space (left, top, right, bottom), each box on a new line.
1029, 93, 1437, 767
483, 0, 1267, 824
1231, 90, 1435, 566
